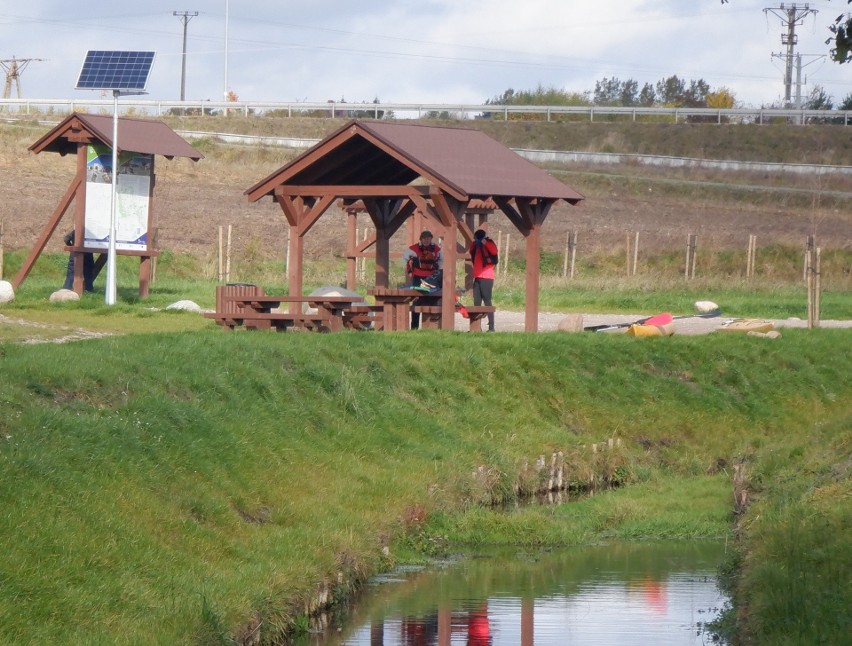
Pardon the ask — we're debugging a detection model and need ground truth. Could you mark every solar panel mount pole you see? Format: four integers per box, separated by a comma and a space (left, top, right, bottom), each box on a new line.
75, 51, 155, 305
105, 89, 119, 305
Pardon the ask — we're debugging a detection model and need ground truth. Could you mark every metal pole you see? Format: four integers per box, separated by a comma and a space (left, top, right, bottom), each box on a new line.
106, 90, 119, 305
174, 12, 198, 102
224, 0, 229, 99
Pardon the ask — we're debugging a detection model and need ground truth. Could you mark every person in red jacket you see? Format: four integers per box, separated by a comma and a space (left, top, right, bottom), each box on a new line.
403, 230, 442, 329
469, 229, 498, 332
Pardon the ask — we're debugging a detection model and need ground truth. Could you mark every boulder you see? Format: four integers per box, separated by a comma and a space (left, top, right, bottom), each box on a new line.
557, 313, 584, 332
0, 280, 14, 304
165, 300, 205, 313
49, 289, 79, 302
303, 285, 365, 313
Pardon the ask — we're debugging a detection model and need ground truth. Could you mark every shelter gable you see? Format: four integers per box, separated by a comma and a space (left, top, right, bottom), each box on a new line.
28, 112, 203, 161
245, 119, 583, 204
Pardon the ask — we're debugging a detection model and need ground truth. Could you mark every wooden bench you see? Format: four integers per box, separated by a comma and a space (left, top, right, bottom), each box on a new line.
411, 305, 443, 329
410, 304, 497, 331
463, 306, 496, 332
343, 304, 384, 330
242, 312, 337, 332
205, 284, 369, 332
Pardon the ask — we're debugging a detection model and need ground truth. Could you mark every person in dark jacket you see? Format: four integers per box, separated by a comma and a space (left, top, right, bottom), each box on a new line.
63, 230, 95, 292
469, 229, 498, 332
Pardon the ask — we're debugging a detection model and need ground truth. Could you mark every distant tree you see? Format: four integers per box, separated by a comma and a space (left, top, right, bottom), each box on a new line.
684, 79, 711, 107
827, 2, 852, 62
593, 77, 640, 106
638, 83, 656, 106
802, 85, 834, 110
482, 84, 590, 119
655, 76, 684, 105
706, 87, 737, 109
839, 91, 852, 110
800, 85, 838, 123
653, 75, 710, 107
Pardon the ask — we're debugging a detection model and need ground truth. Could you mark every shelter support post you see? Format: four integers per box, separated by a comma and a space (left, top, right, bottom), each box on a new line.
287, 225, 303, 309
525, 223, 542, 332
346, 211, 357, 289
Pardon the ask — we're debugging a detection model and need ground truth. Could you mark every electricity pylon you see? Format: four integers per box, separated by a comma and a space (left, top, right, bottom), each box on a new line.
764, 4, 818, 107
1, 56, 45, 99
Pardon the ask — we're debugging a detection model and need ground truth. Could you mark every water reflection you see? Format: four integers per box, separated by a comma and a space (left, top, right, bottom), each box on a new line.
302, 541, 727, 646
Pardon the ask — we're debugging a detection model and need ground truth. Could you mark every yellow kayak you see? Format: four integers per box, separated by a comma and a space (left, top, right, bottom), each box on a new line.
718, 319, 775, 333
626, 322, 675, 336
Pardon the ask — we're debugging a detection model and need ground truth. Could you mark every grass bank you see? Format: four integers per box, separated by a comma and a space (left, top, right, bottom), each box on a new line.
0, 295, 850, 643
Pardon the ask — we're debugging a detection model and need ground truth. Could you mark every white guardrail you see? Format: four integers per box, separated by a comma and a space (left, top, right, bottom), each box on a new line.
1, 98, 851, 125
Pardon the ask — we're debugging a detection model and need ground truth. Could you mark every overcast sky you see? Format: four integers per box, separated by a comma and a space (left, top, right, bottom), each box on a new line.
1, 0, 850, 108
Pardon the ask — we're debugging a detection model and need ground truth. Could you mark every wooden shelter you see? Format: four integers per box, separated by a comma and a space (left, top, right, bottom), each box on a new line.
245, 119, 584, 331
14, 113, 203, 296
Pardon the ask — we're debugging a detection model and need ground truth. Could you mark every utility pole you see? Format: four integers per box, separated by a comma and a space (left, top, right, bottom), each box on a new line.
764, 3, 817, 107
173, 11, 198, 101
1, 57, 45, 99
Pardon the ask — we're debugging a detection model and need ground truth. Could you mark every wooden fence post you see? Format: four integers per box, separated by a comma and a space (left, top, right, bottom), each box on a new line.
562, 230, 569, 278
807, 242, 821, 329
685, 234, 698, 279
626, 232, 631, 277
225, 224, 232, 283
746, 234, 757, 279
569, 230, 577, 279
217, 225, 223, 282
804, 235, 814, 282
632, 231, 640, 276
503, 232, 510, 275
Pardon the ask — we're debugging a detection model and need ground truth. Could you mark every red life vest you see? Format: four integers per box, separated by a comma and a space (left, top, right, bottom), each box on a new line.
409, 243, 441, 277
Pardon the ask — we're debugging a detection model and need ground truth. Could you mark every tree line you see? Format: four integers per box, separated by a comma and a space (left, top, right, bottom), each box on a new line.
483, 75, 852, 114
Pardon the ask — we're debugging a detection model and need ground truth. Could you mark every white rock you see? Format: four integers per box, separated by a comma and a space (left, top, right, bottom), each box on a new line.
165, 300, 204, 312
557, 314, 584, 332
0, 281, 14, 303
303, 285, 365, 313
694, 300, 719, 313
49, 289, 80, 302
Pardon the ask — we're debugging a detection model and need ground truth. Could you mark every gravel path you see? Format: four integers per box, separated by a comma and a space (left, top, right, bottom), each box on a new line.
457, 310, 852, 335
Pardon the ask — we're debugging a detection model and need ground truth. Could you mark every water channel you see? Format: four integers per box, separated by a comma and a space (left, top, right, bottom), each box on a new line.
297, 540, 729, 645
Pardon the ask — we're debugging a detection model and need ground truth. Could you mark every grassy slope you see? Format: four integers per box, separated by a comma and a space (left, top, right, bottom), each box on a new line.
0, 326, 849, 643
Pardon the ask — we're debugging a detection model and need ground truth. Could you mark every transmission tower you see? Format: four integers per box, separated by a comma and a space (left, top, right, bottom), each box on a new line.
764, 3, 818, 107
1, 56, 45, 99
173, 11, 199, 101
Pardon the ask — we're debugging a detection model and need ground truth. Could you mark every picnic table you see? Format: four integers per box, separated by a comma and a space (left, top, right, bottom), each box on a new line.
206, 284, 496, 332
367, 287, 434, 331
205, 284, 372, 332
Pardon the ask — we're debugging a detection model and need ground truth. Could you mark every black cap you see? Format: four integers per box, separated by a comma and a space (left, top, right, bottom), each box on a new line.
474, 229, 486, 240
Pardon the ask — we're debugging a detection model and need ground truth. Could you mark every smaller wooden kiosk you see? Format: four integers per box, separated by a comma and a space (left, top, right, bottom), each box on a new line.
13, 113, 203, 296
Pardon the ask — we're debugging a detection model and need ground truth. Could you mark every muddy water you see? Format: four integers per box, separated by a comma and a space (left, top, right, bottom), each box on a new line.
299, 541, 728, 646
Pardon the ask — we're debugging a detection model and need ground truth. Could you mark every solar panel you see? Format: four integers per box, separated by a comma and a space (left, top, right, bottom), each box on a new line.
76, 50, 155, 92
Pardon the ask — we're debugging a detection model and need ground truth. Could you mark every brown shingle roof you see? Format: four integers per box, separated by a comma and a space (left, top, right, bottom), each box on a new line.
29, 113, 203, 161
246, 119, 583, 204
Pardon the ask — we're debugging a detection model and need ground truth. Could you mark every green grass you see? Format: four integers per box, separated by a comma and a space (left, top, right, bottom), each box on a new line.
0, 261, 850, 644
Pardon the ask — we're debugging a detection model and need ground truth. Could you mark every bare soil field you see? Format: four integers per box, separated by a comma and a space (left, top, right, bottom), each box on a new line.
1, 117, 851, 266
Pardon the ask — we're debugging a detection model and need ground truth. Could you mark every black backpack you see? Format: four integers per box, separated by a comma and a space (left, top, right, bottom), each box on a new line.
473, 239, 498, 266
